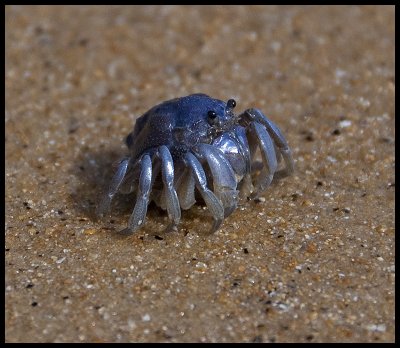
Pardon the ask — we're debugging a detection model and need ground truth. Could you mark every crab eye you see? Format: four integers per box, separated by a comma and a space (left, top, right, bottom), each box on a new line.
227, 99, 236, 109
208, 110, 217, 120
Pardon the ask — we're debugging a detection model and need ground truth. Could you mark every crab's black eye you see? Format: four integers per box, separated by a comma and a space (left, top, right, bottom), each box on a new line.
208, 110, 217, 120
227, 99, 236, 109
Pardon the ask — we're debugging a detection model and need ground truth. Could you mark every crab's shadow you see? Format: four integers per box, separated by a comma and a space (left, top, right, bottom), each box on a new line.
69, 145, 128, 221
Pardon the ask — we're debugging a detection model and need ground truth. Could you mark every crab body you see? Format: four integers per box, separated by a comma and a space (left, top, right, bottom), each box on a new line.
97, 93, 294, 234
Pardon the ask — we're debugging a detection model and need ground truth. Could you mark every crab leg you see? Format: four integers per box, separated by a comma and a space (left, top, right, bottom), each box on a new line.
241, 108, 294, 178
176, 166, 196, 210
120, 154, 153, 234
185, 152, 224, 233
194, 143, 239, 217
96, 158, 129, 217
159, 145, 181, 230
248, 122, 278, 198
238, 132, 258, 199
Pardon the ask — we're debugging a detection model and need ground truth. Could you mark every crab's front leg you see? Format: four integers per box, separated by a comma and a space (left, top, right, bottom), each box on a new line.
184, 152, 225, 233
247, 121, 278, 198
193, 143, 239, 218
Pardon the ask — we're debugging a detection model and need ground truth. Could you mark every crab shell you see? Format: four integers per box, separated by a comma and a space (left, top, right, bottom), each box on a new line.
97, 93, 294, 234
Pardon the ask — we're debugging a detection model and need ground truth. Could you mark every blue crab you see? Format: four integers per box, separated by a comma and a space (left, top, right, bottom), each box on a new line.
97, 94, 294, 234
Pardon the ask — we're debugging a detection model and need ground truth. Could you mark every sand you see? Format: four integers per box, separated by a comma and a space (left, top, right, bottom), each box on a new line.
5, 5, 394, 342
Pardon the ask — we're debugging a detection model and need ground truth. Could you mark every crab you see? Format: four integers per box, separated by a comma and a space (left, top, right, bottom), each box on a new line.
97, 93, 294, 234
